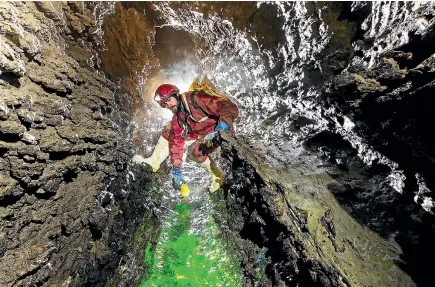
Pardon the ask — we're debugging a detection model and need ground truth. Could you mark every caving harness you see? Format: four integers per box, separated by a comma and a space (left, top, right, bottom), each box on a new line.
178, 75, 233, 150
177, 90, 218, 140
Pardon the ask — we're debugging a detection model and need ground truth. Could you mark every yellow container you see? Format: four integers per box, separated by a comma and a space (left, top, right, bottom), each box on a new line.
180, 184, 190, 197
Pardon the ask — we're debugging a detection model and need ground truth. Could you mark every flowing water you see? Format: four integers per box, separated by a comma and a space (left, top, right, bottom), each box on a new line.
139, 160, 242, 286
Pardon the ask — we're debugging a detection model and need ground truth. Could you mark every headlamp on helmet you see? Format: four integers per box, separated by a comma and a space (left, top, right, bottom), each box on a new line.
154, 84, 180, 107
154, 93, 162, 102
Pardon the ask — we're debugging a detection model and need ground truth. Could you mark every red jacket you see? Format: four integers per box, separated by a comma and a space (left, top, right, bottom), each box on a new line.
168, 90, 239, 167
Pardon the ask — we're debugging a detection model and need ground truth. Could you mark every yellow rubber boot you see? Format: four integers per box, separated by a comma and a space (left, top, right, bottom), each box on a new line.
132, 136, 169, 172
199, 157, 225, 193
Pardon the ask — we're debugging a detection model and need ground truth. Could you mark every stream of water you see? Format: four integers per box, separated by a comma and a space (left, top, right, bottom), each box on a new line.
138, 161, 241, 287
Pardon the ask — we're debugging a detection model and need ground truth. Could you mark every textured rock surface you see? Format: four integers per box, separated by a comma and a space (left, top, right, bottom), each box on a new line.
326, 50, 435, 212
99, 2, 159, 97
2, 1, 435, 287
212, 133, 414, 286
0, 2, 160, 286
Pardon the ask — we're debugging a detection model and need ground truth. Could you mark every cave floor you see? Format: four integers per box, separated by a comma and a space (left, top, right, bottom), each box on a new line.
139, 190, 242, 287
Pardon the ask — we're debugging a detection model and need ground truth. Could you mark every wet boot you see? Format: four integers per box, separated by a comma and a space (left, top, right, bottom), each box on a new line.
199, 157, 225, 193
132, 136, 169, 172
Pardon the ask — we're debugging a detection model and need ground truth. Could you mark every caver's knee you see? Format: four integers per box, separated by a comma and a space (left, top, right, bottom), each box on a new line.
188, 140, 208, 163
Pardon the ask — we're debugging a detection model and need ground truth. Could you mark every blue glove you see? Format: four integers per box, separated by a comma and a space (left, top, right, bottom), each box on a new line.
204, 132, 217, 140
204, 122, 229, 141
171, 167, 185, 190
215, 121, 230, 132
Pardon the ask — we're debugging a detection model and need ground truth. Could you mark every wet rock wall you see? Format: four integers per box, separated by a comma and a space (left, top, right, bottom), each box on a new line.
0, 2, 159, 286
319, 5, 435, 285
213, 133, 416, 287
320, 36, 435, 287
327, 1, 435, 213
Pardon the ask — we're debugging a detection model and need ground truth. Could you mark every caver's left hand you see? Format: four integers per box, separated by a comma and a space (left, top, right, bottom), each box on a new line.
171, 167, 185, 190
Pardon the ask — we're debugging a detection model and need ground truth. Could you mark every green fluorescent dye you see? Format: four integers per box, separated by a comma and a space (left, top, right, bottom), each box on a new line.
144, 243, 155, 268
140, 202, 241, 287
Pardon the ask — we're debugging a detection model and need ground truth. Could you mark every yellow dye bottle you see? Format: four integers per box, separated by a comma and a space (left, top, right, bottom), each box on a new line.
180, 184, 190, 197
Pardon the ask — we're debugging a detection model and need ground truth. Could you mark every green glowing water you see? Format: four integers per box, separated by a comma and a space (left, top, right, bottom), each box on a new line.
139, 200, 241, 287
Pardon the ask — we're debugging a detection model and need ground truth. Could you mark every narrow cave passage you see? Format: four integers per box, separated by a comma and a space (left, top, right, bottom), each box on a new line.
1, 2, 435, 287
112, 3, 435, 286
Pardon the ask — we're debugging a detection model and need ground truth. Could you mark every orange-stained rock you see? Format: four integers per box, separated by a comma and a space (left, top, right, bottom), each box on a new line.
99, 2, 159, 97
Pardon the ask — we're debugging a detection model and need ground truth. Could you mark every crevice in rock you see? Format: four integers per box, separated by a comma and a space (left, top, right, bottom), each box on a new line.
0, 193, 22, 207
17, 116, 32, 131
24, 54, 41, 66
400, 30, 435, 69
0, 72, 21, 88
89, 225, 103, 241
406, 69, 435, 89
13, 262, 45, 284
83, 137, 107, 144
338, 2, 372, 43
61, 224, 70, 237
48, 150, 85, 161
0, 132, 22, 143
0, 147, 7, 157
35, 81, 72, 98
34, 192, 55, 200
17, 180, 39, 196
63, 169, 78, 183
30, 174, 40, 180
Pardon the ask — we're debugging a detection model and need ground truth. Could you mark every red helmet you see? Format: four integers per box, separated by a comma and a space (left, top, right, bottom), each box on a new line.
154, 84, 179, 107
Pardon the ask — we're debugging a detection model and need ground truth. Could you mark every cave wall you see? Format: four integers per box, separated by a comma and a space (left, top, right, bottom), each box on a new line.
318, 15, 435, 286
0, 2, 160, 286
1, 2, 434, 287
213, 133, 417, 287
99, 2, 159, 97
174, 3, 435, 286
326, 42, 435, 213
323, 2, 435, 213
